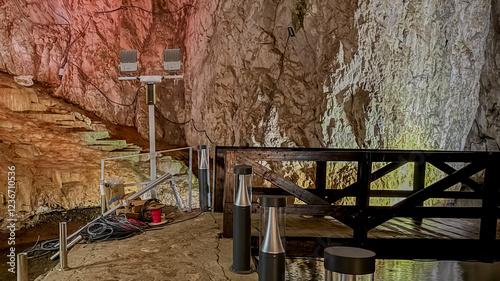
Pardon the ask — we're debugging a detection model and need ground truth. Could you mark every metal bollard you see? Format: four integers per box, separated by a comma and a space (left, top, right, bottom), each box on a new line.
324, 246, 376, 281
100, 180, 106, 214
17, 252, 28, 281
230, 165, 253, 274
259, 196, 287, 281
58, 222, 69, 271
101, 194, 107, 214
198, 145, 210, 210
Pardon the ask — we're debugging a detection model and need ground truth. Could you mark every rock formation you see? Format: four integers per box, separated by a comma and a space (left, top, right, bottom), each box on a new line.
0, 0, 493, 150
0, 0, 497, 219
466, 1, 500, 151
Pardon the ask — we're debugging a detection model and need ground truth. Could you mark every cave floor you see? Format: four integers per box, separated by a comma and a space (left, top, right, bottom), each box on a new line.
37, 211, 257, 281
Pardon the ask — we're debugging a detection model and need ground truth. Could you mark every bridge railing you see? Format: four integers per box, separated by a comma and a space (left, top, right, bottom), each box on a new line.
214, 146, 500, 262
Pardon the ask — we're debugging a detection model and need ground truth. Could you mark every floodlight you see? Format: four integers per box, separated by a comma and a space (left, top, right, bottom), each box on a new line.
163, 49, 181, 71
119, 50, 138, 72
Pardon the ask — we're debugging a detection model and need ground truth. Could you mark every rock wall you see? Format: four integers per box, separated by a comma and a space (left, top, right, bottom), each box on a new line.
0, 74, 105, 228
189, 0, 490, 151
0, 0, 492, 150
466, 0, 500, 151
0, 72, 191, 229
0, 0, 497, 216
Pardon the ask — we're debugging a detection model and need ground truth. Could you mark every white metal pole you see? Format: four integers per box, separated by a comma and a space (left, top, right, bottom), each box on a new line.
149, 103, 157, 198
207, 145, 211, 209
100, 159, 106, 214
188, 147, 193, 212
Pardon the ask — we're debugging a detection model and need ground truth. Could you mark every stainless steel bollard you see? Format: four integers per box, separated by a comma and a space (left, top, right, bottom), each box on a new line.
198, 145, 210, 210
101, 194, 107, 214
324, 247, 376, 281
17, 252, 28, 281
230, 165, 253, 274
58, 222, 69, 271
259, 196, 287, 281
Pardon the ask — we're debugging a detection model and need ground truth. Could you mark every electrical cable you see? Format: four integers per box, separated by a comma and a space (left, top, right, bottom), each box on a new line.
95, 4, 194, 15
138, 198, 160, 221
153, 106, 216, 144
40, 239, 60, 251
22, 235, 40, 253
68, 61, 144, 107
83, 215, 148, 243
157, 210, 206, 227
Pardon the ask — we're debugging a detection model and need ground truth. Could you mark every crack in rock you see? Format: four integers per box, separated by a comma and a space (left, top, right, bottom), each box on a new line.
210, 212, 230, 281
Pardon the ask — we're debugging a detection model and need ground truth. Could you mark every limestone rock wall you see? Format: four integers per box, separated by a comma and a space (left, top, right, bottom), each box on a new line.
466, 1, 500, 151
0, 0, 492, 151
188, 0, 490, 151
0, 0, 497, 215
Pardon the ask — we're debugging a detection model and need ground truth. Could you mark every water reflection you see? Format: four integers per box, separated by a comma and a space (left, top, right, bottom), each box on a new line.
286, 258, 500, 281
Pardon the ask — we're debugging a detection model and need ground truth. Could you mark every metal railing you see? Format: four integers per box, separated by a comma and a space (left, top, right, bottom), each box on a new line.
100, 146, 195, 212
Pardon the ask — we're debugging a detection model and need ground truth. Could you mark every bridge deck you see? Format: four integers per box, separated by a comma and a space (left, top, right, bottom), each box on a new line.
250, 214, 500, 240
240, 214, 500, 260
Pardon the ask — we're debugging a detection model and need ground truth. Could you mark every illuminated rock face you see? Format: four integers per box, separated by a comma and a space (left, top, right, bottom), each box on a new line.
0, 0, 492, 151
0, 0, 496, 218
190, 0, 490, 151
466, 1, 500, 152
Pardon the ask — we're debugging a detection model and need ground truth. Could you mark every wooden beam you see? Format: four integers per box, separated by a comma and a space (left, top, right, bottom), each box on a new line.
413, 161, 426, 223
251, 237, 500, 261
213, 148, 225, 212
253, 187, 490, 200
354, 153, 372, 247
222, 150, 237, 237
480, 154, 500, 262
236, 154, 330, 205
329, 162, 406, 203
368, 161, 486, 229
371, 162, 407, 181
428, 161, 482, 193
315, 161, 327, 194
228, 148, 496, 163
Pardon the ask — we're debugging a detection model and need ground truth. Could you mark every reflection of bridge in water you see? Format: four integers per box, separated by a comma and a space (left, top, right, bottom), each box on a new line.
214, 147, 500, 262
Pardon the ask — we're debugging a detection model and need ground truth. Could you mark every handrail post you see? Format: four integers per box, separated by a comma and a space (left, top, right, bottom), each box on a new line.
480, 155, 500, 262
315, 161, 327, 199
188, 147, 193, 212
412, 160, 426, 224
354, 152, 372, 247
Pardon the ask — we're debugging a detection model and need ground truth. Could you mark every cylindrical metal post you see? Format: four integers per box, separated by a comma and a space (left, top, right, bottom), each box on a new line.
100, 160, 106, 214
259, 196, 287, 281
17, 252, 28, 281
231, 165, 253, 274
324, 247, 376, 281
188, 147, 193, 212
59, 222, 69, 271
148, 83, 157, 199
198, 145, 209, 210
100, 193, 106, 214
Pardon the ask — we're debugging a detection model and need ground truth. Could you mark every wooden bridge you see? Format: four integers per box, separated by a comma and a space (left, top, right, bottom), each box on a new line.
213, 147, 500, 262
